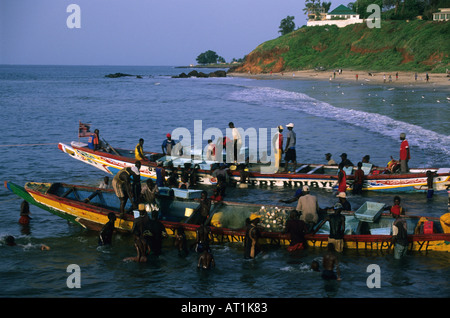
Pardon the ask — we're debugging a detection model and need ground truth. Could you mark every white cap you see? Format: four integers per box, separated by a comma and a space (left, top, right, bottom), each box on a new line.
286, 123, 294, 128
336, 192, 347, 198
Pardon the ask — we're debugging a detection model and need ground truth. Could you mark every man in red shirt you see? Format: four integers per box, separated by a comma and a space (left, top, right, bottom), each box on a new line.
399, 133, 410, 173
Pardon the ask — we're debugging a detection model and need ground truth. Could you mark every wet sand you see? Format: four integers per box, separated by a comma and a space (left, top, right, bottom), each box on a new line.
229, 69, 450, 91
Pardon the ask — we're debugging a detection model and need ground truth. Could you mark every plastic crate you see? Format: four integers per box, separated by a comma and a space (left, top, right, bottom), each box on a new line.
355, 201, 385, 222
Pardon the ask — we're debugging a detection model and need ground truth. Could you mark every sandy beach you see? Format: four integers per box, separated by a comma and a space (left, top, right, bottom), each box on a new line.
229, 69, 450, 91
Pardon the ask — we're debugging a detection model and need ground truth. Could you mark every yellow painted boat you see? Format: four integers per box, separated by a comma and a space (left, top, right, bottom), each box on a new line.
5, 181, 450, 253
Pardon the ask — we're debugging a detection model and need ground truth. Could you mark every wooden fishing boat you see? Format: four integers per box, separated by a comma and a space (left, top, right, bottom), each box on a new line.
5, 180, 450, 252
58, 141, 450, 192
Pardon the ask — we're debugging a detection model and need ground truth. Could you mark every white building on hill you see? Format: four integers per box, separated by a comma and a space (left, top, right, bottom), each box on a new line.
433, 8, 450, 21
307, 5, 364, 28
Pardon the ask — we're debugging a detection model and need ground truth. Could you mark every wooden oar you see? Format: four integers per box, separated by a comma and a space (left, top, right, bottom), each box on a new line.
102, 138, 121, 156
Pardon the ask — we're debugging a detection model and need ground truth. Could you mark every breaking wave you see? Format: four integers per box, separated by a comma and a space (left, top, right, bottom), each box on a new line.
228, 85, 450, 159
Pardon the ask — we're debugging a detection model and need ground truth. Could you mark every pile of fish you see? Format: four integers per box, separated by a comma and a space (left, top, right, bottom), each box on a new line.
254, 206, 289, 232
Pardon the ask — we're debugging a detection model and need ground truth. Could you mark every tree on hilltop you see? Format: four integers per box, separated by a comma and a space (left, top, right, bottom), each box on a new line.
279, 16, 296, 35
196, 50, 219, 65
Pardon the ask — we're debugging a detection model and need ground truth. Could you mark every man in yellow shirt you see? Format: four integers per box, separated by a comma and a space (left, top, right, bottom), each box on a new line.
135, 138, 146, 161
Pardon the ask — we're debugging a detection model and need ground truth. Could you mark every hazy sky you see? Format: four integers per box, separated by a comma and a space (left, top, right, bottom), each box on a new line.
0, 0, 348, 66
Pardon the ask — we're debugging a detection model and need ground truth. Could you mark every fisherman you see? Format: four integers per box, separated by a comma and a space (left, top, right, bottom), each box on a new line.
174, 227, 188, 257
321, 243, 341, 280
426, 170, 437, 199
385, 196, 406, 216
296, 185, 319, 231
197, 249, 215, 270
314, 203, 346, 253
135, 138, 147, 161
336, 192, 351, 212
391, 212, 408, 259
112, 167, 134, 217
339, 153, 354, 167
273, 125, 284, 171
162, 133, 176, 156
325, 153, 337, 166
352, 162, 365, 195
4, 235, 50, 251
228, 122, 242, 163
131, 161, 142, 206
99, 176, 111, 189
192, 191, 211, 225
399, 133, 410, 173
98, 212, 116, 246
284, 210, 308, 252
284, 123, 297, 173
155, 161, 166, 187
244, 215, 262, 259
126, 204, 152, 262
337, 163, 348, 194
147, 210, 168, 257
195, 224, 212, 253
18, 201, 31, 225
141, 178, 159, 205
87, 129, 100, 151
206, 139, 216, 161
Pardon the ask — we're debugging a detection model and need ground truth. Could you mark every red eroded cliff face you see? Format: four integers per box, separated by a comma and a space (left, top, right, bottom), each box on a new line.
231, 47, 288, 74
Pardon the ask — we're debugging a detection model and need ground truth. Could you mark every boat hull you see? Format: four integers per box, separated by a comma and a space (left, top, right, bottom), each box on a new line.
5, 181, 450, 253
58, 142, 450, 192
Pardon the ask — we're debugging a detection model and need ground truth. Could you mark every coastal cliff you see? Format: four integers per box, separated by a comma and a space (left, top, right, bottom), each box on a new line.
230, 20, 449, 74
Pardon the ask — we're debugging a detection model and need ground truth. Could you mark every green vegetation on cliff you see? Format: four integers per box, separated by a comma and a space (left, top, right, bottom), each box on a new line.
232, 20, 449, 73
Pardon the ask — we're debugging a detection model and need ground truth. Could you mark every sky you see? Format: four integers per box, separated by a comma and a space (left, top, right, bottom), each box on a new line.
0, 0, 349, 66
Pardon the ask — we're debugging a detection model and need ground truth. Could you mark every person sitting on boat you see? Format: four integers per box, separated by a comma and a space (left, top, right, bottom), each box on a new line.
98, 212, 116, 246
325, 153, 337, 166
99, 176, 111, 189
134, 138, 147, 161
162, 133, 176, 156
313, 203, 346, 253
336, 192, 351, 212
296, 186, 319, 231
112, 167, 134, 217
339, 153, 354, 167
385, 196, 406, 216
284, 210, 308, 252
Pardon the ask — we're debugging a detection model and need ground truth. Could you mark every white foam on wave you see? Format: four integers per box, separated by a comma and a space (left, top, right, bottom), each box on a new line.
228, 86, 450, 158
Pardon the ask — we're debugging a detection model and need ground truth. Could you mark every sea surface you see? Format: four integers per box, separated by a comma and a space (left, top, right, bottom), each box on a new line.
0, 65, 449, 301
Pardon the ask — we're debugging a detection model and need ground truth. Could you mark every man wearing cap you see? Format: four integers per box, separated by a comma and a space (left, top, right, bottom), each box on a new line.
336, 191, 351, 211
313, 203, 346, 252
296, 185, 319, 231
162, 133, 176, 156
399, 133, 410, 173
339, 153, 354, 167
325, 153, 337, 166
284, 123, 297, 172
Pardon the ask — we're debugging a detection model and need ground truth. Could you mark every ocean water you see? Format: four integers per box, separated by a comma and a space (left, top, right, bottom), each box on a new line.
0, 65, 449, 301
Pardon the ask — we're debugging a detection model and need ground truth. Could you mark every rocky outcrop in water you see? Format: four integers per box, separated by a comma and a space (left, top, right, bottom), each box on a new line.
172, 70, 227, 78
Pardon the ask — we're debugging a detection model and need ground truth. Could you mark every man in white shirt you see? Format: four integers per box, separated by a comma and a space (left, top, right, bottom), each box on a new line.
296, 185, 319, 231
229, 122, 242, 163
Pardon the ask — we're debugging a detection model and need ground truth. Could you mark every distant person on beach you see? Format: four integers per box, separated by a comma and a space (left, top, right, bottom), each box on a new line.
98, 212, 116, 246
325, 153, 337, 166
399, 133, 410, 173
162, 133, 176, 156
314, 203, 346, 253
135, 138, 146, 161
321, 243, 341, 280
284, 123, 297, 172
112, 167, 134, 216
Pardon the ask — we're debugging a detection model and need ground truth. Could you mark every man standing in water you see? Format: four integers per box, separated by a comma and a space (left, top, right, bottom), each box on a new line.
321, 243, 341, 280
399, 133, 410, 173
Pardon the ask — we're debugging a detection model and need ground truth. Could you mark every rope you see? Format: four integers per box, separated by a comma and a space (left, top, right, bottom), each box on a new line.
0, 143, 59, 148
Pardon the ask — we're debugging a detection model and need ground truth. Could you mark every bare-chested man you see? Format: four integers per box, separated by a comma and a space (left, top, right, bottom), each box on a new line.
321, 243, 341, 281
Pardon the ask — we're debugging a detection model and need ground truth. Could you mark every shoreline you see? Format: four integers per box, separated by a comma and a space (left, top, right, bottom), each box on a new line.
228, 69, 450, 91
